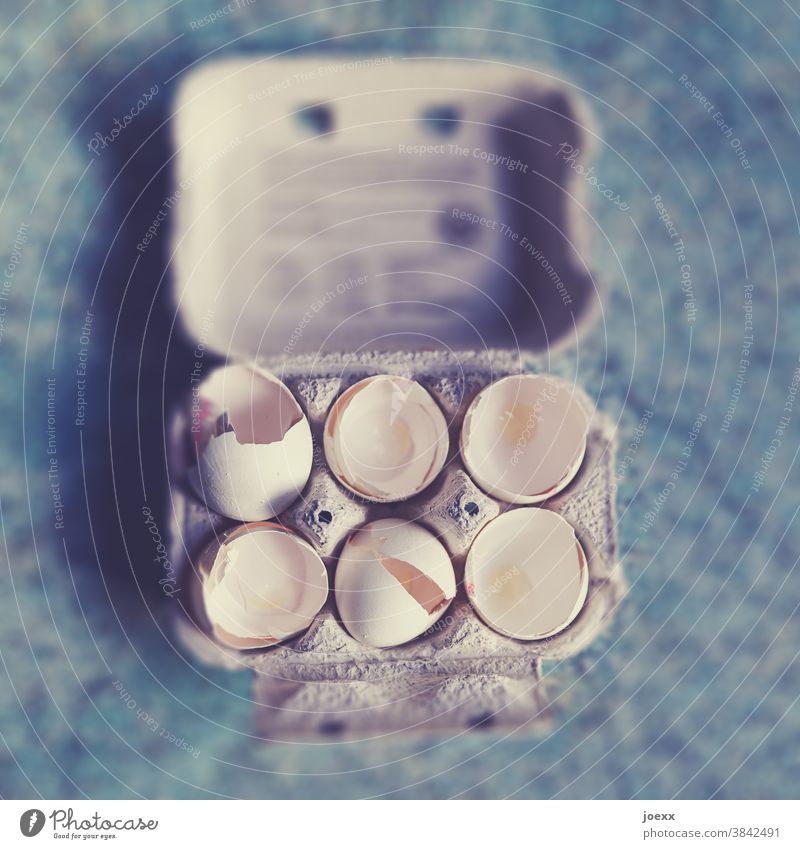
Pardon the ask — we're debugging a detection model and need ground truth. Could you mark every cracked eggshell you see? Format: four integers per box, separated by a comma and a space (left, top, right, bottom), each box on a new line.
335, 518, 456, 647
198, 522, 328, 649
323, 375, 449, 502
460, 373, 590, 504
465, 508, 588, 641
188, 364, 312, 521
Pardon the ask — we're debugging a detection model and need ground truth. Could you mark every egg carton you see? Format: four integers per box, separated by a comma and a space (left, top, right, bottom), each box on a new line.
166, 349, 624, 739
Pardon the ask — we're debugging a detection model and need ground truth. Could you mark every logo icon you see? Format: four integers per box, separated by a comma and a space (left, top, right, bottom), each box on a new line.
19, 809, 45, 837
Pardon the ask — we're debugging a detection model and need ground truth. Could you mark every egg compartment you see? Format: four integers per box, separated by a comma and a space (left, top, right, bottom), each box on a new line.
167, 349, 625, 737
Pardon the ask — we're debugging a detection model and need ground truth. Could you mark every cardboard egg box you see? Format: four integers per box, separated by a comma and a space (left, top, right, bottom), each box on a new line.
167, 350, 624, 737
167, 59, 623, 736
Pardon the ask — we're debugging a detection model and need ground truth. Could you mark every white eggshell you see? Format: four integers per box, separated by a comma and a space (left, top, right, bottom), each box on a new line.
335, 518, 455, 647
188, 364, 313, 520
465, 509, 588, 640
323, 375, 449, 502
460, 373, 590, 504
200, 522, 328, 649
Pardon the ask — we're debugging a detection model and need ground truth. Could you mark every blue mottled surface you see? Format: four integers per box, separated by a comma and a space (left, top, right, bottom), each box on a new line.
1, 1, 798, 799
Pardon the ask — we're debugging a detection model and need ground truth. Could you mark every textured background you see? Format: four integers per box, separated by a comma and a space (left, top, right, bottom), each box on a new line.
1, 0, 798, 799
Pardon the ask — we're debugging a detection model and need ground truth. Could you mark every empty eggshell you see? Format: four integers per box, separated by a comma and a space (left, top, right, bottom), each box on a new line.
198, 522, 328, 649
188, 364, 313, 521
460, 373, 590, 503
465, 508, 588, 640
323, 375, 449, 502
335, 518, 455, 647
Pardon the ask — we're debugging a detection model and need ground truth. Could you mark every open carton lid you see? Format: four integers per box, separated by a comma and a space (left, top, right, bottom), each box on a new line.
170, 57, 599, 361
